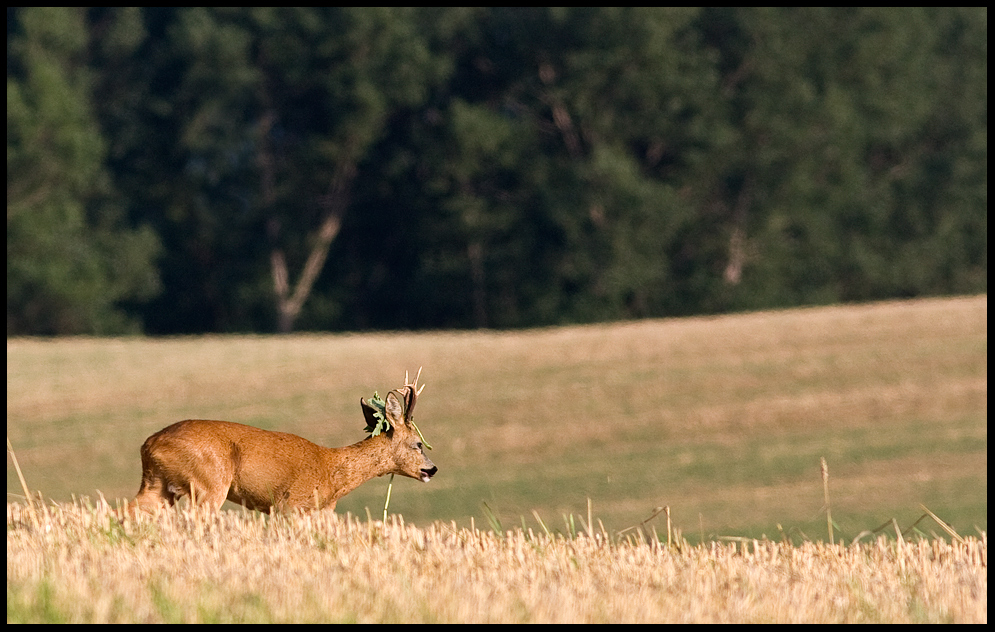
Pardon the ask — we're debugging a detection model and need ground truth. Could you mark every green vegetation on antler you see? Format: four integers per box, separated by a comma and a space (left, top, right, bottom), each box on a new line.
363, 386, 433, 450
363, 392, 390, 437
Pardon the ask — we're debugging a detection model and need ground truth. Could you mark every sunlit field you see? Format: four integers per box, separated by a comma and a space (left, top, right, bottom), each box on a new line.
7, 295, 986, 540
6, 295, 988, 622
6, 501, 987, 623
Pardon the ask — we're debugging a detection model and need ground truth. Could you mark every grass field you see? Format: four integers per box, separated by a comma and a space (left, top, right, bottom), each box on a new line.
6, 296, 988, 622
6, 502, 986, 623
6, 295, 987, 541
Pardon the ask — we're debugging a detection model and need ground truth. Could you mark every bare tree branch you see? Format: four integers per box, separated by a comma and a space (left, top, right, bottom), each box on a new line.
271, 159, 356, 333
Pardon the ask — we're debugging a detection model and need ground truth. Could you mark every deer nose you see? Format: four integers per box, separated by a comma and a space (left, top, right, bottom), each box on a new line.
420, 465, 438, 482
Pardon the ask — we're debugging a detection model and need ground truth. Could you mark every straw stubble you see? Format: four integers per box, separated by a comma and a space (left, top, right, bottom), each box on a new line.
6, 502, 987, 623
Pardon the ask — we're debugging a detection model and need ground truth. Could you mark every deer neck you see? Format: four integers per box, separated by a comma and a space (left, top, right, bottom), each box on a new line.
321, 433, 395, 502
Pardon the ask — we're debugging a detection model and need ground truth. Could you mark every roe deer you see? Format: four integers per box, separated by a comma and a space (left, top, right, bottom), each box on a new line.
130, 370, 437, 514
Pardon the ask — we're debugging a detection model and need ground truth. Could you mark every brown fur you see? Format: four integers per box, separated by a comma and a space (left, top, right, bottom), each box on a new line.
131, 378, 436, 514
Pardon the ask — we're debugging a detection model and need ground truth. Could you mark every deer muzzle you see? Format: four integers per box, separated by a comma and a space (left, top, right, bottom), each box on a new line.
420, 465, 438, 482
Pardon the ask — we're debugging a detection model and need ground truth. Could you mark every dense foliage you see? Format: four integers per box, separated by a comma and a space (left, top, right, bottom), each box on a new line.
7, 8, 987, 334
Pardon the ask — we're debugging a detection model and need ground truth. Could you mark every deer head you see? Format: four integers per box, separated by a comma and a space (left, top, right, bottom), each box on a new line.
360, 368, 437, 483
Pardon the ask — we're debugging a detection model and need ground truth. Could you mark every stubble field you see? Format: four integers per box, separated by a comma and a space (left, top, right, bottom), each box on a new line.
6, 295, 988, 622
6, 501, 987, 623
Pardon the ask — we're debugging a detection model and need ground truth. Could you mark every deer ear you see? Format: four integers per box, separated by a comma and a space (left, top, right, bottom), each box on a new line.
384, 391, 405, 425
360, 398, 380, 429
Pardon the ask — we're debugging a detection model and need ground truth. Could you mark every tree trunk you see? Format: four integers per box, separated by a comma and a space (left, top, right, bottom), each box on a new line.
723, 177, 753, 287
260, 110, 356, 333
270, 168, 352, 333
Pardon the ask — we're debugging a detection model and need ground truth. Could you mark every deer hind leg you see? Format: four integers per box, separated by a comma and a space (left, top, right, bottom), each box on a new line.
185, 479, 230, 511
133, 475, 230, 513
136, 439, 235, 512
132, 473, 177, 514
133, 463, 232, 513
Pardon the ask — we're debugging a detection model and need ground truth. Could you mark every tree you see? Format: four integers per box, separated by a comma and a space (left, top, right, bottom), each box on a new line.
696, 8, 987, 309
7, 7, 160, 335
105, 8, 451, 333
254, 8, 448, 332
369, 8, 723, 328
9, 8, 983, 334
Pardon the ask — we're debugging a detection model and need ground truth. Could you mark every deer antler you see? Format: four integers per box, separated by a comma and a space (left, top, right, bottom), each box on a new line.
401, 367, 432, 450
402, 367, 425, 419
405, 367, 425, 395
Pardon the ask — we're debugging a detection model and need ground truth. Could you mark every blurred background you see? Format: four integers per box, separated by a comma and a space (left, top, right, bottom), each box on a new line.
7, 8, 987, 336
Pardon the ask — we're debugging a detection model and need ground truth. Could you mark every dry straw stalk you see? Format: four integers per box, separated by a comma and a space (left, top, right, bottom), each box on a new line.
7, 501, 988, 624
